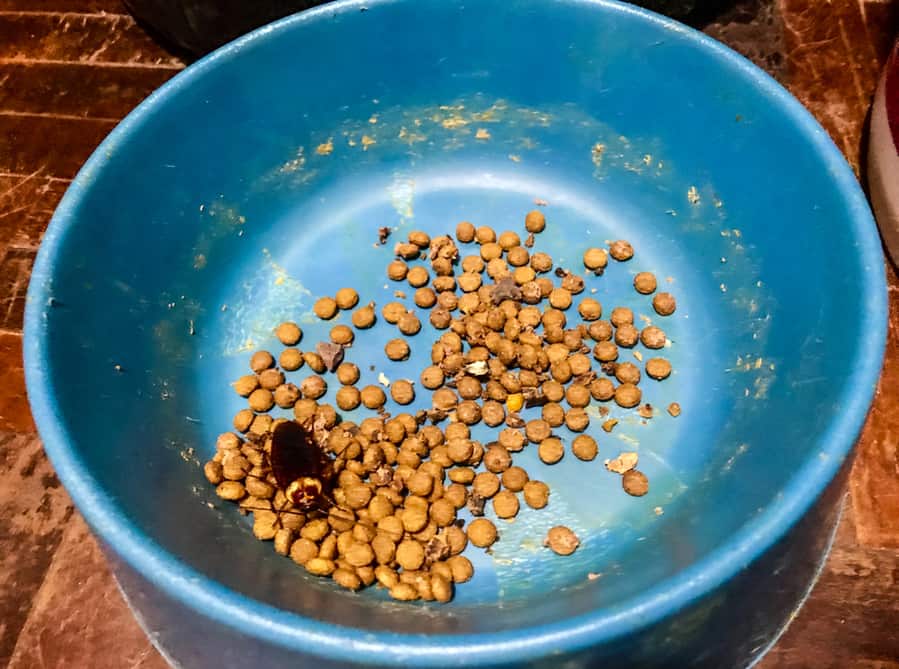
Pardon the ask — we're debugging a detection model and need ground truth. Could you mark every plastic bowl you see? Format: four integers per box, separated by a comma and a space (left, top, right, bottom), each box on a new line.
25, 0, 886, 666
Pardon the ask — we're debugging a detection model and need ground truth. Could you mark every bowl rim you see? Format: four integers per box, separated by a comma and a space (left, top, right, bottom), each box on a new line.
24, 0, 887, 664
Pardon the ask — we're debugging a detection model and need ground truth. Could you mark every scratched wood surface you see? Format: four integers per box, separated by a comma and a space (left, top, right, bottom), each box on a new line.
0, 1, 897, 667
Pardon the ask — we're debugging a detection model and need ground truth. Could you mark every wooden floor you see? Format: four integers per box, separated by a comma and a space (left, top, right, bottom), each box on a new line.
0, 0, 897, 666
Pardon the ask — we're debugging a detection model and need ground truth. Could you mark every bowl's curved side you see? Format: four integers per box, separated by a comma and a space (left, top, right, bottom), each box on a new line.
24, 0, 887, 666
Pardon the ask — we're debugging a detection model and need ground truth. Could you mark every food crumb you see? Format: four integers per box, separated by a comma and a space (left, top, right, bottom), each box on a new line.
587, 572, 602, 581
378, 226, 391, 245
667, 402, 681, 417
534, 198, 549, 206
475, 128, 491, 140
315, 138, 334, 155
378, 372, 391, 387
605, 452, 638, 474
654, 506, 664, 516
601, 418, 618, 433
687, 186, 700, 205
637, 403, 653, 419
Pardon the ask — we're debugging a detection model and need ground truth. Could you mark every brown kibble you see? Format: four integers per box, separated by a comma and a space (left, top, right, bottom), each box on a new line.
461, 255, 484, 273
276, 322, 302, 346
385, 338, 411, 361
402, 506, 429, 533
204, 460, 224, 485
345, 542, 375, 568
623, 470, 650, 496
274, 528, 294, 556
408, 230, 431, 248
542, 402, 565, 427
513, 266, 537, 285
525, 419, 551, 443
482, 400, 506, 427
472, 471, 501, 498
407, 470, 434, 497
444, 483, 469, 509
336, 362, 360, 385
330, 324, 354, 345
588, 321, 613, 342
382, 302, 406, 324
480, 242, 503, 261
448, 467, 475, 485
530, 252, 553, 273
248, 388, 275, 412
216, 480, 245, 501
250, 350, 275, 373
523, 480, 550, 509
565, 408, 589, 432
610, 307, 633, 327
578, 298, 602, 321
476, 226, 497, 244
420, 365, 445, 389
300, 375, 327, 400
233, 409, 254, 432
572, 435, 598, 461
484, 445, 512, 473
352, 303, 377, 329
566, 384, 592, 408
305, 557, 337, 576
334, 287, 359, 310
545, 526, 579, 555
434, 276, 457, 293
390, 379, 415, 405
497, 230, 521, 250
568, 353, 591, 376
407, 266, 430, 288
273, 383, 301, 409
232, 374, 259, 397
525, 210, 546, 233
313, 297, 339, 320
429, 498, 457, 527
549, 287, 572, 310
334, 386, 360, 411
646, 358, 672, 380
389, 582, 420, 601
258, 368, 285, 391
396, 540, 426, 570
538, 437, 564, 464
467, 518, 498, 548
492, 490, 520, 519
447, 555, 474, 583
457, 400, 482, 425
360, 385, 387, 410
668, 402, 682, 417
609, 240, 634, 261
641, 326, 667, 349
507, 246, 530, 267
583, 247, 608, 270
615, 362, 641, 385
414, 287, 437, 308
279, 348, 303, 371
387, 259, 409, 281
653, 292, 677, 316
430, 308, 452, 329
456, 221, 476, 243
614, 383, 642, 408
634, 272, 657, 294
304, 351, 326, 373
615, 324, 639, 348
290, 538, 319, 565
398, 311, 422, 336
458, 272, 483, 293
501, 466, 529, 492
432, 388, 458, 411
431, 574, 453, 603
593, 341, 619, 362
333, 568, 362, 590
394, 242, 420, 259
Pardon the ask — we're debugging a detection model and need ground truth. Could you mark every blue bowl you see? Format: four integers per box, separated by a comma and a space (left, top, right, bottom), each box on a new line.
25, 1, 886, 667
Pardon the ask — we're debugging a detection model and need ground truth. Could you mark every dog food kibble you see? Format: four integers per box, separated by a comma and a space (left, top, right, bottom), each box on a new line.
390, 379, 415, 405
524, 210, 546, 233
232, 374, 259, 397
572, 435, 598, 461
653, 292, 677, 316
276, 321, 302, 345
583, 247, 608, 271
640, 326, 667, 349
539, 437, 565, 464
467, 518, 498, 547
209, 207, 684, 603
313, 297, 339, 320
279, 348, 303, 371
250, 350, 275, 373
335, 287, 359, 310
633, 272, 657, 294
385, 338, 411, 361
352, 303, 377, 329
646, 358, 672, 380
545, 526, 580, 555
622, 470, 650, 496
609, 240, 634, 261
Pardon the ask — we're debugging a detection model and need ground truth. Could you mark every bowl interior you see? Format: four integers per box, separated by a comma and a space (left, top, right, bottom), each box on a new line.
30, 0, 881, 639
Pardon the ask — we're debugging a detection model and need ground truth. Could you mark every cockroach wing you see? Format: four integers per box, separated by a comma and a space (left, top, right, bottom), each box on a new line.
270, 421, 321, 491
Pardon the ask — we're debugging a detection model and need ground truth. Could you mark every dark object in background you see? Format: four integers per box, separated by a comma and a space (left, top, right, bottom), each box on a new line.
125, 0, 724, 58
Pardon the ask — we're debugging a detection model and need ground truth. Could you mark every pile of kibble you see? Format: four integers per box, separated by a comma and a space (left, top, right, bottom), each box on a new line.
203, 210, 678, 602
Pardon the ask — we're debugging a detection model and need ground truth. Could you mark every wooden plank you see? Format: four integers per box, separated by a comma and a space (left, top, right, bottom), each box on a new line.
0, 62, 176, 119
0, 1, 126, 12
0, 114, 116, 178
8, 514, 166, 669
0, 246, 35, 333
0, 13, 182, 67
0, 174, 68, 248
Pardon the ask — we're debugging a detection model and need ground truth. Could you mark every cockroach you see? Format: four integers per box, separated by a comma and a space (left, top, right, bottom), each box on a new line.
269, 420, 335, 512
